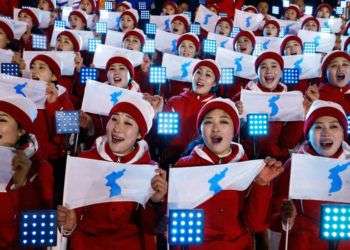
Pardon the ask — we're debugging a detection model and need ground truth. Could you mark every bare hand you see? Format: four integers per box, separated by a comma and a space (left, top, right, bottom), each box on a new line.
46, 83, 59, 104
150, 169, 167, 203
303, 84, 319, 113
235, 100, 243, 115
74, 52, 84, 72
57, 205, 77, 232
143, 93, 164, 114
80, 111, 94, 130
281, 199, 297, 226
141, 55, 151, 73
255, 157, 283, 186
12, 150, 32, 188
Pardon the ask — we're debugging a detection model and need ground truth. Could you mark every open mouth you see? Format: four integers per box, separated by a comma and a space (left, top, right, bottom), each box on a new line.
290, 51, 297, 55
196, 81, 205, 88
219, 31, 225, 35
113, 76, 122, 83
112, 135, 124, 144
336, 73, 345, 81
211, 135, 223, 144
265, 74, 275, 84
32, 76, 40, 80
320, 139, 334, 150
173, 28, 178, 32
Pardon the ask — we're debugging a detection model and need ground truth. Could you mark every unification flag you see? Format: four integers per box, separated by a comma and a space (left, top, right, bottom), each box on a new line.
233, 10, 264, 32
283, 54, 322, 80
194, 5, 220, 32
298, 29, 336, 53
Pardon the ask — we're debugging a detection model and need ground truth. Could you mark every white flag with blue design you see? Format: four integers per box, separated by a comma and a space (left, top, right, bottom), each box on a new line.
298, 30, 336, 53
92, 44, 144, 69
168, 159, 265, 209
81, 80, 142, 116
161, 53, 200, 82
105, 30, 124, 48
0, 74, 47, 109
155, 29, 180, 54
341, 36, 349, 51
99, 10, 121, 30
0, 17, 27, 40
240, 89, 305, 121
194, 4, 220, 32
233, 10, 264, 32
14, 8, 51, 29
0, 146, 15, 192
255, 36, 284, 54
61, 7, 95, 29
50, 28, 94, 51
215, 48, 257, 80
63, 156, 157, 209
0, 49, 14, 64
289, 153, 350, 203
276, 19, 300, 35
207, 32, 234, 50
318, 18, 342, 34
150, 14, 189, 32
283, 54, 322, 80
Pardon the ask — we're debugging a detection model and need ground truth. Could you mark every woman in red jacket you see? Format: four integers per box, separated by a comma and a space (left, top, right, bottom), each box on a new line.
0, 96, 53, 249
57, 97, 167, 250
175, 97, 284, 250
271, 100, 350, 250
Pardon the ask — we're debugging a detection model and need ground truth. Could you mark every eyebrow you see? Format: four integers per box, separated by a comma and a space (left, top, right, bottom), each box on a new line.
204, 115, 231, 119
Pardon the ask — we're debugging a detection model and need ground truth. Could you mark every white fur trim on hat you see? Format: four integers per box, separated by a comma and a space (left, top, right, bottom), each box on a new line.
0, 95, 37, 122
306, 100, 346, 120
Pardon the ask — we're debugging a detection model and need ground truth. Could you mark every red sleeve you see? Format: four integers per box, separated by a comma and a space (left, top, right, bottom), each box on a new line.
206, 0, 243, 19
0, 0, 19, 17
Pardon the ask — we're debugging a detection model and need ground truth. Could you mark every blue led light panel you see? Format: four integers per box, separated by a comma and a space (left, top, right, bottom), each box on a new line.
157, 112, 179, 135
230, 27, 240, 38
320, 204, 350, 240
149, 66, 167, 84
140, 10, 150, 20
95, 22, 107, 34
168, 209, 204, 246
55, 111, 80, 134
247, 113, 269, 136
1, 63, 20, 76
104, 1, 113, 10
203, 39, 216, 55
283, 68, 300, 85
336, 7, 344, 15
54, 20, 66, 28
145, 23, 157, 35
80, 67, 98, 85
272, 6, 280, 15
19, 210, 57, 247
304, 6, 313, 15
183, 11, 192, 20
218, 12, 228, 17
32, 34, 47, 50
303, 42, 316, 54
138, 1, 147, 10
190, 24, 201, 36
219, 68, 234, 85
88, 38, 102, 52
347, 116, 350, 135
142, 39, 155, 53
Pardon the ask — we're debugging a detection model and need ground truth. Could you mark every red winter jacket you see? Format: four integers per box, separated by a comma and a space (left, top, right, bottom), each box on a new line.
206, 0, 245, 19
270, 142, 350, 250
69, 137, 159, 250
175, 143, 272, 250
0, 153, 53, 250
0, 0, 19, 17
319, 83, 350, 114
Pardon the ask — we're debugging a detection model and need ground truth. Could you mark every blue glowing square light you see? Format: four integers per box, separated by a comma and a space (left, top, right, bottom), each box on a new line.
320, 204, 350, 240
55, 111, 80, 134
272, 6, 280, 15
347, 116, 350, 135
149, 66, 167, 84
219, 68, 235, 85
104, 1, 113, 11
336, 7, 344, 15
88, 38, 102, 52
80, 67, 98, 85
157, 112, 179, 135
168, 209, 204, 246
183, 11, 192, 20
145, 23, 157, 35
142, 39, 155, 53
190, 24, 201, 36
140, 10, 150, 20
54, 20, 66, 29
218, 12, 228, 17
283, 68, 300, 85
303, 42, 317, 54
283, 0, 290, 8
230, 27, 240, 38
304, 6, 313, 15
95, 22, 107, 34
203, 39, 217, 55
19, 210, 57, 247
247, 113, 269, 136
138, 1, 147, 10
32, 34, 47, 50
1, 63, 20, 76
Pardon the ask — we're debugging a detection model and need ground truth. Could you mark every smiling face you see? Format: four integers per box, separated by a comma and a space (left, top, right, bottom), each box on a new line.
316, 7, 330, 18
120, 14, 135, 32
30, 60, 57, 83
308, 116, 344, 157
56, 34, 74, 51
284, 40, 302, 55
107, 62, 130, 88
234, 35, 254, 54
178, 40, 196, 58
123, 34, 142, 51
201, 109, 234, 156
171, 20, 186, 35
0, 28, 10, 49
106, 112, 141, 156
303, 20, 318, 31
0, 111, 24, 147
215, 20, 231, 36
263, 23, 279, 37
326, 57, 350, 88
284, 9, 298, 21
79, 0, 93, 14
69, 14, 85, 30
258, 58, 282, 90
192, 65, 216, 95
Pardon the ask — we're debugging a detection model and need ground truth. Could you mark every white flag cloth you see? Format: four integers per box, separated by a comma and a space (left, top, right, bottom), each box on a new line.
161, 53, 200, 82
298, 29, 336, 53
276, 19, 300, 35
14, 8, 51, 29
207, 32, 234, 50
168, 159, 265, 209
81, 79, 142, 116
318, 18, 342, 34
289, 153, 350, 203
194, 5, 220, 32
105, 30, 125, 48
215, 48, 257, 80
92, 44, 144, 69
150, 14, 189, 32
0, 146, 15, 192
23, 51, 75, 76
255, 36, 283, 53
0, 17, 27, 40
155, 29, 180, 54
99, 10, 121, 30
233, 10, 264, 32
0, 74, 47, 109
0, 49, 14, 64
240, 89, 305, 121
63, 156, 157, 209
283, 54, 322, 79
61, 7, 95, 29
50, 28, 94, 51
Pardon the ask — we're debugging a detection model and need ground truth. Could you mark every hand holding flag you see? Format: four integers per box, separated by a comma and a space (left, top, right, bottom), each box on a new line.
255, 157, 284, 186
150, 169, 167, 202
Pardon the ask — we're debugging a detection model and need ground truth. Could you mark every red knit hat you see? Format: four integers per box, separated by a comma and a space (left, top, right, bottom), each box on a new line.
242, 5, 258, 13
206, 3, 219, 13
316, 3, 332, 15
172, 15, 190, 31
176, 33, 200, 51
304, 100, 347, 138
106, 56, 134, 78
0, 20, 14, 40
116, 1, 132, 10
108, 96, 155, 138
193, 59, 221, 82
321, 50, 350, 81
120, 9, 139, 25
30, 54, 61, 81
163, 1, 178, 13
280, 35, 303, 55
69, 10, 87, 25
284, 4, 301, 18
255, 51, 284, 73
263, 19, 281, 35
301, 17, 320, 31
233, 30, 256, 48
215, 17, 233, 31
18, 8, 39, 27
123, 28, 145, 45
57, 30, 81, 52
197, 97, 240, 135
0, 96, 37, 133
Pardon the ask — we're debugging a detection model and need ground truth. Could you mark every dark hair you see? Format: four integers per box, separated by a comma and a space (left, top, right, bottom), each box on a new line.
182, 136, 204, 156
